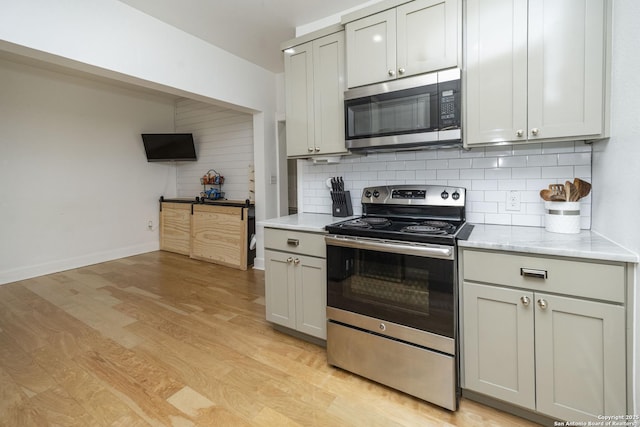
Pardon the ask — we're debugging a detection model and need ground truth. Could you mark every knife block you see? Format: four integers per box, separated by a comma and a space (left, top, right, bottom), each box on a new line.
331, 191, 353, 217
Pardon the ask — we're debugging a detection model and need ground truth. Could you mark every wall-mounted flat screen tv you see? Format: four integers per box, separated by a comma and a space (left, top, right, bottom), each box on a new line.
142, 133, 197, 162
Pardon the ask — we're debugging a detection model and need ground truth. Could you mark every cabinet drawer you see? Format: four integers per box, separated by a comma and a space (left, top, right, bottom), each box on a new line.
264, 228, 326, 258
462, 249, 625, 303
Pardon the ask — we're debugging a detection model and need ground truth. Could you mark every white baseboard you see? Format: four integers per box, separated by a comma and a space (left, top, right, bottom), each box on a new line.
0, 242, 160, 286
253, 257, 265, 270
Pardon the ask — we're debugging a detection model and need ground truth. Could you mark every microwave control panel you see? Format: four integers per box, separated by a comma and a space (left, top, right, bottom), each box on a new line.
439, 79, 460, 129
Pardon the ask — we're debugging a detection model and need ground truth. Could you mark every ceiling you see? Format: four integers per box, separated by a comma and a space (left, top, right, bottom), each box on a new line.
117, 0, 376, 73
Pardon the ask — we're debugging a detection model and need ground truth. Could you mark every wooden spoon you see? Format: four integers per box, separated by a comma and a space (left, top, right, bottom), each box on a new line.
565, 180, 579, 201
573, 178, 591, 200
540, 189, 553, 201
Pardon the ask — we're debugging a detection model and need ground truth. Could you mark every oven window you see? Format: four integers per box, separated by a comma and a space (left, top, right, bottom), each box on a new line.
327, 245, 454, 338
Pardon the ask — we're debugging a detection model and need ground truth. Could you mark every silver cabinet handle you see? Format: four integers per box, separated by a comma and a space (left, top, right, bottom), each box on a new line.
286, 257, 293, 263
520, 268, 547, 279
537, 299, 548, 310
398, 67, 406, 75
516, 129, 524, 137
520, 296, 531, 306
307, 147, 313, 152
287, 238, 299, 247
293, 258, 300, 265
530, 128, 539, 136
388, 69, 395, 77
314, 147, 320, 152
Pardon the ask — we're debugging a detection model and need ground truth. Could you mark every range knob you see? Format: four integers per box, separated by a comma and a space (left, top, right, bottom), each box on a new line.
364, 190, 372, 198
452, 191, 460, 200
373, 190, 380, 198
441, 191, 449, 200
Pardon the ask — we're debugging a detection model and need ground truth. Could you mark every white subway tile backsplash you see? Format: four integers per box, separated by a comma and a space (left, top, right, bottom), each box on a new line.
485, 168, 512, 180
426, 159, 449, 169
541, 166, 575, 179
472, 180, 499, 191
460, 169, 485, 180
485, 145, 514, 157
498, 156, 527, 168
513, 143, 542, 155
415, 169, 438, 180
512, 167, 542, 179
542, 141, 575, 154
436, 148, 462, 159
472, 157, 498, 169
558, 152, 591, 166
526, 154, 557, 167
498, 179, 527, 191
301, 142, 591, 229
448, 158, 474, 169
437, 169, 460, 180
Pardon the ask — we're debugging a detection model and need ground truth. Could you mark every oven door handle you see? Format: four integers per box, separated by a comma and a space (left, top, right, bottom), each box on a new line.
325, 235, 454, 260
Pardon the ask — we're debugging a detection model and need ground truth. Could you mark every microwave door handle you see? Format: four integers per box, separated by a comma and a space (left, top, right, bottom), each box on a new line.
325, 235, 453, 260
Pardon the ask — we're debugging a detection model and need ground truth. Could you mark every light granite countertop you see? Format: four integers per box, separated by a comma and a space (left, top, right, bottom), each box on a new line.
461, 224, 638, 263
259, 215, 638, 263
259, 213, 354, 233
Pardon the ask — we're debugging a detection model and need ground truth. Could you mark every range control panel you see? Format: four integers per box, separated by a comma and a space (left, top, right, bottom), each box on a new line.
361, 185, 466, 207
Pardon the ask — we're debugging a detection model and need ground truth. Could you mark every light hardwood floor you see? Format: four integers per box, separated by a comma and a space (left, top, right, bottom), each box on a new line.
0, 251, 541, 426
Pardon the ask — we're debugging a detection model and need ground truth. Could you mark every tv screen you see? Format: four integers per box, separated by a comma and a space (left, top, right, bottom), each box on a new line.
141, 133, 197, 162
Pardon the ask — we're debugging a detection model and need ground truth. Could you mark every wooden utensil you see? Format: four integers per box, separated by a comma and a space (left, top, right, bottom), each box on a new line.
573, 178, 591, 200
565, 180, 580, 201
549, 184, 566, 201
540, 189, 553, 201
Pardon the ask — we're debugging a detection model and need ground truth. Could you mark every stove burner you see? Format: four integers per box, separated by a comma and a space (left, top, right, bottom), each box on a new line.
341, 217, 391, 229
401, 220, 456, 235
421, 220, 451, 228
362, 217, 391, 226
402, 225, 449, 235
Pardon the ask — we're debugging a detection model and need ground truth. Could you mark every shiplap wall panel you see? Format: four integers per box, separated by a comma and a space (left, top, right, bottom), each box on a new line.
175, 99, 254, 201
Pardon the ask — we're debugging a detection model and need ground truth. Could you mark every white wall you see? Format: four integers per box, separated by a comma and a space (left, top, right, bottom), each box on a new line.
174, 99, 254, 201
0, 58, 177, 285
592, 0, 640, 412
302, 142, 592, 228
0, 0, 278, 269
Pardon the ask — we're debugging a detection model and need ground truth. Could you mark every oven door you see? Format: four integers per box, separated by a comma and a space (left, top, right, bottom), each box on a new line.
326, 235, 455, 339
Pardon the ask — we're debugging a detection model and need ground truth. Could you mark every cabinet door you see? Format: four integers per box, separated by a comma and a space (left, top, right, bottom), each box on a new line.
462, 282, 535, 409
313, 31, 348, 156
284, 42, 314, 157
527, 0, 606, 140
160, 203, 191, 255
534, 293, 626, 421
464, 0, 528, 146
294, 255, 327, 339
191, 206, 247, 270
346, 9, 396, 88
397, 0, 459, 78
264, 250, 296, 330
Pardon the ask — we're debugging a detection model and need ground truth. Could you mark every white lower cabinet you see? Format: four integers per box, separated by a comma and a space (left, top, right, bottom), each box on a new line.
264, 228, 327, 339
461, 249, 627, 422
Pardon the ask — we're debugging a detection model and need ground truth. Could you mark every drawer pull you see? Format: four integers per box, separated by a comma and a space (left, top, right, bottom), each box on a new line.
287, 238, 300, 247
520, 268, 547, 279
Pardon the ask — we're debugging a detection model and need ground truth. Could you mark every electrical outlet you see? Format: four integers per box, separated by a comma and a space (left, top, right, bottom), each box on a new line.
506, 191, 521, 211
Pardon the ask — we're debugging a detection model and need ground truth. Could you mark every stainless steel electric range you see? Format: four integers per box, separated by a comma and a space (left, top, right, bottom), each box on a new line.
324, 184, 472, 411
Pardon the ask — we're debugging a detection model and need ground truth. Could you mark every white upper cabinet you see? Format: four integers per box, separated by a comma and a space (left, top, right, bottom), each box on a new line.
465, 0, 611, 146
284, 30, 347, 157
345, 0, 460, 88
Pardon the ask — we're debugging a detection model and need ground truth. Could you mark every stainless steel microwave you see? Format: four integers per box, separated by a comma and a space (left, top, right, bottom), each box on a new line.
344, 69, 461, 152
